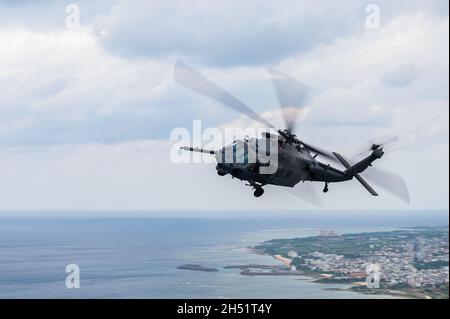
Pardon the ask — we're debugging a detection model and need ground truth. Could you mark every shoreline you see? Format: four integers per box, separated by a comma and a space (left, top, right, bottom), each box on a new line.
249, 226, 449, 299
256, 251, 428, 299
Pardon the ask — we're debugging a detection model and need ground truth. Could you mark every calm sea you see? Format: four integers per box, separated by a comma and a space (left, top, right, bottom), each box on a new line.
0, 210, 447, 298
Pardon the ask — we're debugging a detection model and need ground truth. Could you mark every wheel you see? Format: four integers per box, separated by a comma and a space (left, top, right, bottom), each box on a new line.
253, 188, 264, 197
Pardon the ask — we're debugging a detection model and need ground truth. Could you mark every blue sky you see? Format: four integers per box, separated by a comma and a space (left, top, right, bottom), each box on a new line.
0, 0, 448, 211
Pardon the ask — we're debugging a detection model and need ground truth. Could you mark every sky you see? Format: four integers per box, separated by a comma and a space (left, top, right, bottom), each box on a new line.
0, 0, 448, 212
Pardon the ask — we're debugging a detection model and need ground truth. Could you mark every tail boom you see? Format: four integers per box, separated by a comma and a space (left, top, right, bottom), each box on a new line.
332, 152, 379, 196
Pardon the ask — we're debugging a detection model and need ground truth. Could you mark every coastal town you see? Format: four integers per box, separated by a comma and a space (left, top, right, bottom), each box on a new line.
253, 226, 449, 298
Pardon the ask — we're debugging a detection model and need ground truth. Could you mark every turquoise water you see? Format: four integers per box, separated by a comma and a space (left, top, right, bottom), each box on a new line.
0, 211, 447, 298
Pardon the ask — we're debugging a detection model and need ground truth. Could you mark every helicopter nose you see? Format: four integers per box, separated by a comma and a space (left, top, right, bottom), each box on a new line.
216, 163, 227, 176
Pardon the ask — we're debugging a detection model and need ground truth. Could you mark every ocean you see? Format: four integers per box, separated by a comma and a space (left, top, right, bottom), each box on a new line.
0, 210, 448, 298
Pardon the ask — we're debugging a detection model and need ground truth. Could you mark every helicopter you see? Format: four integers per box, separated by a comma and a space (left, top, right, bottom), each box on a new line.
174, 60, 409, 203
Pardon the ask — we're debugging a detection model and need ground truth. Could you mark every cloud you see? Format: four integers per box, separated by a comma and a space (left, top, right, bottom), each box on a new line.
382, 64, 419, 87
0, 0, 114, 31
92, 0, 449, 66
0, 28, 227, 145
272, 12, 449, 148
0, 1, 448, 210
1, 3, 448, 147
92, 0, 365, 66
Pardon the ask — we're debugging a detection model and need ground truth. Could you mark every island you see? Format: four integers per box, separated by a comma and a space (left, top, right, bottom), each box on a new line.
251, 226, 449, 299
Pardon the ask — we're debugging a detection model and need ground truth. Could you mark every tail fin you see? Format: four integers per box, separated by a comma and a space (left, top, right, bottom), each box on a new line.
352, 174, 379, 196
332, 152, 379, 196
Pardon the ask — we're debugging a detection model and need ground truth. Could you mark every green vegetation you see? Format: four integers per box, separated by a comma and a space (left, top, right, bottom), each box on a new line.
413, 260, 448, 270
254, 227, 449, 261
256, 236, 372, 259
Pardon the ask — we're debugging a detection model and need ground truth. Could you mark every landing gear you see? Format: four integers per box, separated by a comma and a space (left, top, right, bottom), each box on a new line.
254, 187, 264, 197
323, 182, 329, 193
247, 182, 265, 197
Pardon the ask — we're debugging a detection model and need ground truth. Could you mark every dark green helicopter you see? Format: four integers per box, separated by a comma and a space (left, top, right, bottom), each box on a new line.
174, 61, 409, 204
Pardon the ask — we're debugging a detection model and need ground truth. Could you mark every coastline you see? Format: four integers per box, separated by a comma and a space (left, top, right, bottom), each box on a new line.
249, 226, 449, 299
253, 248, 429, 299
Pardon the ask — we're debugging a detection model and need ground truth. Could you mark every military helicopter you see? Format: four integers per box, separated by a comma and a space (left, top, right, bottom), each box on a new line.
174, 60, 409, 204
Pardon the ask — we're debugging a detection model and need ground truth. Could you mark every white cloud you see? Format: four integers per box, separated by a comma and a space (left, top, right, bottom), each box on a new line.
90, 0, 449, 66
0, 1, 448, 210
93, 0, 365, 66
382, 64, 419, 87
0, 28, 211, 144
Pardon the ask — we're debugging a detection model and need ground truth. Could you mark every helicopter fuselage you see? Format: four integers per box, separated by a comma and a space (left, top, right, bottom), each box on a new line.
215, 137, 353, 188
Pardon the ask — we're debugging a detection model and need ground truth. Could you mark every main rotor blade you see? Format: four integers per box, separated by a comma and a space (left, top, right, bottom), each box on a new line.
301, 141, 339, 163
174, 60, 275, 129
362, 167, 410, 203
267, 68, 312, 133
284, 182, 322, 207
